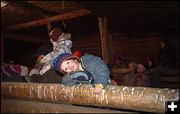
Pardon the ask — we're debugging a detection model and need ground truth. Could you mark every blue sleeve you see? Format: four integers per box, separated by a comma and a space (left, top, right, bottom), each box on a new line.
94, 59, 110, 88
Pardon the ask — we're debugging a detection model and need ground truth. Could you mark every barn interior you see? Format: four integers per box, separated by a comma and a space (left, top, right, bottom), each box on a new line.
1, 1, 179, 113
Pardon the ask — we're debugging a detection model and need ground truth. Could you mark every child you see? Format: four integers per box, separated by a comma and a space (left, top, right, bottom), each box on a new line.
1, 62, 29, 82
38, 28, 72, 75
53, 52, 114, 94
134, 64, 151, 87
29, 44, 53, 76
123, 62, 137, 86
28, 44, 62, 83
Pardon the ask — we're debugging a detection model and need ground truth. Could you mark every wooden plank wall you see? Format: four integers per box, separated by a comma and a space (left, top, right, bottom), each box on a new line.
71, 32, 179, 68
71, 35, 102, 57
111, 32, 179, 67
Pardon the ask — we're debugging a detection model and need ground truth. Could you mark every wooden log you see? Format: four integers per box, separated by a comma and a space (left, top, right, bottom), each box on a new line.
1, 82, 179, 113
4, 9, 91, 31
2, 99, 127, 113
111, 68, 129, 74
1, 36, 4, 61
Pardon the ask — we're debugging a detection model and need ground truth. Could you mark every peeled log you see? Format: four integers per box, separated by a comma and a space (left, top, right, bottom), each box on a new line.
1, 82, 179, 113
2, 99, 126, 113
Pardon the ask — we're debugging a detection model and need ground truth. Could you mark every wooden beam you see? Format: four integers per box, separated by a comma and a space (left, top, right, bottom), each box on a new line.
108, 32, 113, 66
2, 99, 128, 113
98, 16, 110, 64
8, 1, 57, 16
3, 33, 49, 43
1, 82, 179, 113
4, 9, 91, 31
1, 36, 4, 62
111, 68, 130, 74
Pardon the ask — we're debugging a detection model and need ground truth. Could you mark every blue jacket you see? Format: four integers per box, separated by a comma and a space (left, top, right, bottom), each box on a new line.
62, 54, 113, 88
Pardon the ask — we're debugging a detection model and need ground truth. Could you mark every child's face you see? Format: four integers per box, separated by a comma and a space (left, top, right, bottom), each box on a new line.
137, 65, 145, 73
160, 41, 165, 48
61, 59, 79, 73
128, 63, 135, 72
137, 67, 143, 73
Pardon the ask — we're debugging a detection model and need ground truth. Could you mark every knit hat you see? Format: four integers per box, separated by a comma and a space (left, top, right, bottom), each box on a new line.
1, 64, 22, 77
53, 53, 80, 73
49, 27, 71, 42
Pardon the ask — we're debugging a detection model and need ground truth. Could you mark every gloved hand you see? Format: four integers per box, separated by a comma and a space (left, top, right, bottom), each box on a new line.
94, 84, 103, 94
70, 71, 94, 84
62, 71, 94, 86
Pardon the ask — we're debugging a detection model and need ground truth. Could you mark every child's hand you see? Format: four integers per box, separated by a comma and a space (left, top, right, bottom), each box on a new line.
50, 38, 54, 44
29, 68, 39, 77
94, 84, 103, 94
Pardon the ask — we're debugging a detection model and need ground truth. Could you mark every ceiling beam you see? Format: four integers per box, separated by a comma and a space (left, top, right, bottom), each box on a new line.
7, 1, 57, 16
4, 9, 91, 31
3, 33, 49, 44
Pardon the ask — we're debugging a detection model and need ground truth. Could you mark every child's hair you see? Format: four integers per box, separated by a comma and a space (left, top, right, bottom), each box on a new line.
49, 28, 63, 42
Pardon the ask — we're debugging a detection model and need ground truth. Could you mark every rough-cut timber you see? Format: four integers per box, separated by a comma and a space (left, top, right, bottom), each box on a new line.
98, 16, 111, 64
2, 99, 127, 113
1, 82, 179, 113
1, 37, 4, 61
4, 9, 91, 31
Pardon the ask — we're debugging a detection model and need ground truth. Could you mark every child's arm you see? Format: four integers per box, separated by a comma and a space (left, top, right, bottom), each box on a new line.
57, 40, 72, 48
94, 63, 110, 89
93, 58, 110, 94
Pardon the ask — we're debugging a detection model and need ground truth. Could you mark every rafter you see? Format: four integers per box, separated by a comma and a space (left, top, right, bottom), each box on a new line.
7, 1, 57, 16
4, 9, 91, 31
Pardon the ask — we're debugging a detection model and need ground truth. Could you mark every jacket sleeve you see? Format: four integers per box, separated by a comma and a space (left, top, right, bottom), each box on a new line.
82, 54, 111, 88
89, 55, 110, 88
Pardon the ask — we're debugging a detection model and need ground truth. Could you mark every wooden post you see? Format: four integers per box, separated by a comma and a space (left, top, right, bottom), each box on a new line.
98, 16, 111, 64
1, 36, 4, 61
1, 82, 179, 113
108, 32, 113, 66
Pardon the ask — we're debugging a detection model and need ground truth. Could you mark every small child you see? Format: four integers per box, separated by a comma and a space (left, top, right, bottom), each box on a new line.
53, 52, 114, 94
38, 28, 72, 75
1, 63, 29, 82
122, 62, 137, 86
135, 64, 151, 87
